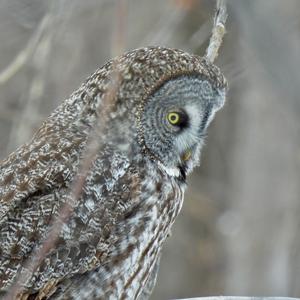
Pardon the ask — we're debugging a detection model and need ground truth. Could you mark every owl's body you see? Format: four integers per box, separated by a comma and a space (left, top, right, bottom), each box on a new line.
0, 47, 226, 299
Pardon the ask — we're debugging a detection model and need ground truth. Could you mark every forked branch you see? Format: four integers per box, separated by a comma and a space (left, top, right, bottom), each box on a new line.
205, 0, 228, 63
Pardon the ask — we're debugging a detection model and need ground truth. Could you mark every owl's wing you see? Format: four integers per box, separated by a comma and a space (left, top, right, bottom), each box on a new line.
0, 125, 85, 224
0, 189, 63, 294
0, 185, 109, 298
0, 146, 138, 299
139, 253, 161, 299
0, 125, 87, 296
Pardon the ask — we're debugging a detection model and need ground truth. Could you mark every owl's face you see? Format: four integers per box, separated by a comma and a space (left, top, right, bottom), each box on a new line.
140, 75, 225, 179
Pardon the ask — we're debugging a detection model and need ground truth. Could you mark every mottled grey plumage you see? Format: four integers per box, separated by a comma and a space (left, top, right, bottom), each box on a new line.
0, 47, 226, 299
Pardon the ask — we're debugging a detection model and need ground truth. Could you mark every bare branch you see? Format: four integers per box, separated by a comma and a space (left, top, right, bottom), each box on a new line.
5, 1, 128, 297
0, 15, 51, 85
5, 63, 122, 300
111, 0, 128, 57
205, 0, 228, 63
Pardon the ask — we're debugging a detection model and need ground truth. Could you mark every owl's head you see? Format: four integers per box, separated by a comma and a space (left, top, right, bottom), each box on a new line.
139, 74, 225, 179
72, 47, 226, 180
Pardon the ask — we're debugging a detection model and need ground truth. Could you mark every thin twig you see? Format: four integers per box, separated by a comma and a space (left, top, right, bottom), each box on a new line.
5, 64, 122, 300
7, 33, 53, 153
5, 1, 126, 297
5, 2, 127, 295
0, 15, 51, 85
205, 0, 227, 63
112, 0, 128, 57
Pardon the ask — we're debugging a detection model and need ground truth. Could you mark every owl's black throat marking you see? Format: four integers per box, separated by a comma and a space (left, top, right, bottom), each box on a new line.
177, 163, 187, 183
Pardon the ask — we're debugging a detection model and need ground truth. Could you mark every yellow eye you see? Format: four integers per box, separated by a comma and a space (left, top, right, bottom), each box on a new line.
167, 112, 180, 125
182, 150, 192, 161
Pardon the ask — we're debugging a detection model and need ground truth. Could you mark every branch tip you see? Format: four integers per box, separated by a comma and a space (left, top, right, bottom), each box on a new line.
205, 0, 228, 63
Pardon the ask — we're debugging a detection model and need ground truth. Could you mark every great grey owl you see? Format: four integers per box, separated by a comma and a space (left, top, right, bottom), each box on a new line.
0, 47, 226, 299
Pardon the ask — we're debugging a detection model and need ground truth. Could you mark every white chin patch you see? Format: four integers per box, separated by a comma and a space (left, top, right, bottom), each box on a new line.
158, 161, 180, 177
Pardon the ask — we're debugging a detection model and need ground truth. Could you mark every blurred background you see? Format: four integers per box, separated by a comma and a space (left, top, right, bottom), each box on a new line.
0, 0, 300, 298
